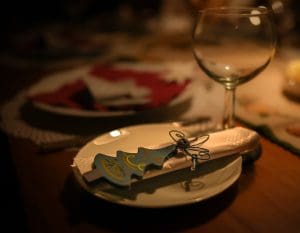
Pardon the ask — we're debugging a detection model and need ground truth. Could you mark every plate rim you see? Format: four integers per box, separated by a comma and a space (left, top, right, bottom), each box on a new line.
72, 156, 242, 208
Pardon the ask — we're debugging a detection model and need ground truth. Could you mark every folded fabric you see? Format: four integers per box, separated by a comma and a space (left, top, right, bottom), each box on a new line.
74, 126, 260, 185
28, 62, 191, 112
83, 76, 150, 106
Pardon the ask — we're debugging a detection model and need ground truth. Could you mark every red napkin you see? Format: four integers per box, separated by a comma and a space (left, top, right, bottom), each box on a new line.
29, 64, 190, 112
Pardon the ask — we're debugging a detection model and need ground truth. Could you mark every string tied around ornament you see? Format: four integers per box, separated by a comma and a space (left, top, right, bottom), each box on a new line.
169, 130, 210, 170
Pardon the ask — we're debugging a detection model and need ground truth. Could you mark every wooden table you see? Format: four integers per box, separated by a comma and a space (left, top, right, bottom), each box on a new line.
5, 131, 300, 233
1, 36, 300, 233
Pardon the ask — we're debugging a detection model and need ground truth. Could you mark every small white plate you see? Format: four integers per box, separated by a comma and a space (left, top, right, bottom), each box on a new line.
73, 123, 242, 208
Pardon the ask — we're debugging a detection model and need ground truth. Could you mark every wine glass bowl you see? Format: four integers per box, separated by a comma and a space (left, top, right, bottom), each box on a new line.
193, 7, 276, 128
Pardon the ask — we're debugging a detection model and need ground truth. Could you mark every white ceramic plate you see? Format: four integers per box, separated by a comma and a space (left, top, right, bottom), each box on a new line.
73, 123, 242, 208
26, 62, 194, 117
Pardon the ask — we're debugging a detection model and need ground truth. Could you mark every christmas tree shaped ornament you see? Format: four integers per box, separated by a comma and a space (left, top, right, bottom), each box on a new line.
76, 126, 261, 188
93, 130, 210, 186
94, 144, 177, 186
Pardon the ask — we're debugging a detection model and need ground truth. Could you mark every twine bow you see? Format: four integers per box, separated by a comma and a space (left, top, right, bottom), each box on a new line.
169, 130, 210, 170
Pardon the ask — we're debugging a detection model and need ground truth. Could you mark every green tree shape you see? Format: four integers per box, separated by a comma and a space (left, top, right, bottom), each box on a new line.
94, 144, 177, 186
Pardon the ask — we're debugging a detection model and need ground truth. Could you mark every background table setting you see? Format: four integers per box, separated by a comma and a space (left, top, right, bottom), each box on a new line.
0, 59, 223, 152
1, 1, 300, 233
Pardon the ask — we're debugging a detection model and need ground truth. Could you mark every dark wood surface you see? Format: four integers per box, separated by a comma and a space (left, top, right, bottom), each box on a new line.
7, 134, 300, 233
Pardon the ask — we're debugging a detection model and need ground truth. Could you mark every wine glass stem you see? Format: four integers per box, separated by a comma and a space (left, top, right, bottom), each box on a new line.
222, 87, 235, 129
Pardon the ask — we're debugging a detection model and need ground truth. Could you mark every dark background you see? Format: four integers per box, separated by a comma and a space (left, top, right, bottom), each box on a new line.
1, 1, 300, 233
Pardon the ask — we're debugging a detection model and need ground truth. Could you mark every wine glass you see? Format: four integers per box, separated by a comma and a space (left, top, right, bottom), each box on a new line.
193, 7, 276, 128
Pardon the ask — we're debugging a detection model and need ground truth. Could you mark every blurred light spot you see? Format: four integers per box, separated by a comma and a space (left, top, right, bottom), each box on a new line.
250, 9, 261, 26
272, 1, 284, 13
110, 130, 121, 137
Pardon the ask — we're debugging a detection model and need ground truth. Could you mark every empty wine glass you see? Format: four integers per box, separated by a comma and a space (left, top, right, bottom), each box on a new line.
193, 7, 276, 128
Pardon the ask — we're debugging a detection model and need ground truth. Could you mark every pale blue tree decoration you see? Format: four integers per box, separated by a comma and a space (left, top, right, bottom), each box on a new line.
93, 130, 210, 186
